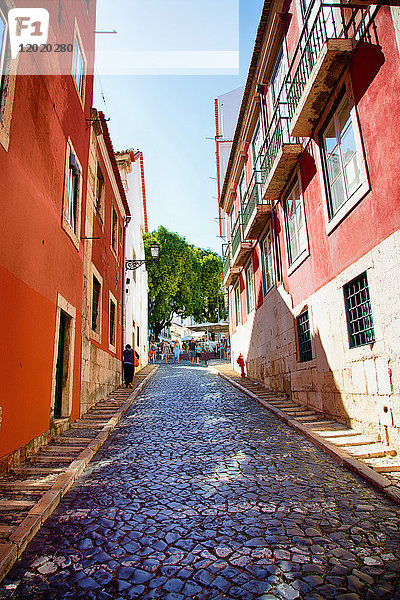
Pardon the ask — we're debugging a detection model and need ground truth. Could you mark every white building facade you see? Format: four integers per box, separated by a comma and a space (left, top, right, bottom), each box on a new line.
116, 150, 149, 369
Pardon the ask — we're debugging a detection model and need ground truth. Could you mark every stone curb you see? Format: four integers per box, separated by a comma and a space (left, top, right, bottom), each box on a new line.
0, 366, 158, 583
214, 369, 398, 506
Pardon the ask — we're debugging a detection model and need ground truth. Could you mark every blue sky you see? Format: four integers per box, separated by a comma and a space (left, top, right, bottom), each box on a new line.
94, 0, 264, 253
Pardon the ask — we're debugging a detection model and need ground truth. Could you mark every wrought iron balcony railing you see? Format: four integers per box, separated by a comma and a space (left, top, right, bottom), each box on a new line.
241, 170, 265, 234
255, 103, 296, 187
222, 243, 230, 280
231, 213, 243, 260
286, 1, 379, 122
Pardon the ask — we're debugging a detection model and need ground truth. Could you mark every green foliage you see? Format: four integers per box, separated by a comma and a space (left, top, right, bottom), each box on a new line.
144, 226, 226, 340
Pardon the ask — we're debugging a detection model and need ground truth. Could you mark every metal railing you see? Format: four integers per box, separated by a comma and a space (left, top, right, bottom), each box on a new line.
286, 1, 378, 120
231, 213, 243, 260
255, 103, 295, 188
241, 170, 264, 234
222, 243, 230, 280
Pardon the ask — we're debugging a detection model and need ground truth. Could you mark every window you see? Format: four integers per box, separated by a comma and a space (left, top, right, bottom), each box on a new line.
321, 93, 364, 220
234, 284, 241, 327
239, 172, 246, 205
111, 207, 118, 254
297, 310, 312, 362
284, 178, 307, 266
66, 152, 80, 233
62, 142, 82, 248
245, 262, 255, 314
0, 6, 6, 98
229, 206, 235, 237
72, 29, 86, 98
344, 272, 375, 348
271, 49, 288, 111
95, 163, 105, 220
252, 122, 263, 168
261, 229, 275, 294
109, 297, 116, 348
91, 276, 101, 333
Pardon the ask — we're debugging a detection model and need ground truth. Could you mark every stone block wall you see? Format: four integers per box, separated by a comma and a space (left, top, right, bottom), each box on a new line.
230, 229, 400, 445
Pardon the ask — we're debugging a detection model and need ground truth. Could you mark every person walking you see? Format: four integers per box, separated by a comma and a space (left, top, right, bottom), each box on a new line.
122, 344, 139, 388
161, 340, 171, 364
173, 340, 181, 364
195, 340, 202, 365
148, 340, 157, 364
188, 338, 196, 365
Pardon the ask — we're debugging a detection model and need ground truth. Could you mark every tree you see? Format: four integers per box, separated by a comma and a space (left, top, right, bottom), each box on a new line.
144, 226, 226, 340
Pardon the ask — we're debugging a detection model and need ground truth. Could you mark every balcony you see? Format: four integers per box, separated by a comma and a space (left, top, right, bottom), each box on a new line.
222, 243, 240, 287
231, 213, 252, 269
241, 171, 272, 239
256, 105, 303, 201
287, 2, 378, 137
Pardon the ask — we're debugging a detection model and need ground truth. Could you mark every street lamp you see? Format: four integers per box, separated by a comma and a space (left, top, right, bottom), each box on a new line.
125, 241, 160, 270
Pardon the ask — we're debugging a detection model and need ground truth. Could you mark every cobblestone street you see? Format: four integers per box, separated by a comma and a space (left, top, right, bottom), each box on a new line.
2, 363, 400, 600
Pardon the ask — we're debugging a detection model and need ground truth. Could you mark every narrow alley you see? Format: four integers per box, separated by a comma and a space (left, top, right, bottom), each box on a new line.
1, 364, 400, 600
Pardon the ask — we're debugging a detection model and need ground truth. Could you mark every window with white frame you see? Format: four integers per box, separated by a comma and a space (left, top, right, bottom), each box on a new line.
72, 28, 86, 98
271, 49, 288, 110
239, 172, 246, 205
252, 121, 263, 168
284, 177, 308, 266
109, 296, 117, 348
0, 6, 6, 100
66, 152, 80, 233
245, 262, 255, 313
95, 162, 105, 222
91, 275, 101, 333
261, 229, 275, 294
320, 92, 365, 220
111, 206, 118, 254
234, 284, 241, 327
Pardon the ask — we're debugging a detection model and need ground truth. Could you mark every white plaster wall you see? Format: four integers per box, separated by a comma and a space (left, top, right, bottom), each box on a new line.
229, 229, 400, 444
124, 160, 149, 367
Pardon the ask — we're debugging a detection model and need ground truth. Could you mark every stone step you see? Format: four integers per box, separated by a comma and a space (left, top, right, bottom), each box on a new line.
295, 415, 323, 422
0, 526, 13, 538
308, 421, 339, 428
81, 413, 113, 420
0, 500, 36, 511
0, 481, 53, 491
30, 455, 75, 463
337, 437, 378, 447
71, 421, 105, 429
348, 448, 395, 459
53, 436, 93, 444
41, 446, 86, 453
320, 430, 362, 438
373, 464, 400, 473
284, 410, 316, 417
11, 466, 65, 475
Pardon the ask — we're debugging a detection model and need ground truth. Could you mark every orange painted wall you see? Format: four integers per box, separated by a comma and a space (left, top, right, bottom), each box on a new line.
0, 1, 96, 459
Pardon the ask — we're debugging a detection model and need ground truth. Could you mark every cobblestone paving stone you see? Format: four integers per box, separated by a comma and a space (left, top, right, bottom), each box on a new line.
1, 363, 400, 599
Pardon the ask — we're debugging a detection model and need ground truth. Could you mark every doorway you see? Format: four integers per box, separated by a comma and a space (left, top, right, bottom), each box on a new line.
54, 310, 72, 418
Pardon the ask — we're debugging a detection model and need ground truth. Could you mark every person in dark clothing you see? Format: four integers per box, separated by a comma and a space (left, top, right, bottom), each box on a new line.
123, 344, 139, 388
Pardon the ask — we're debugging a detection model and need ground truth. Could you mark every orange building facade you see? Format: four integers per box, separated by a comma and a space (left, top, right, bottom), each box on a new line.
0, 0, 126, 470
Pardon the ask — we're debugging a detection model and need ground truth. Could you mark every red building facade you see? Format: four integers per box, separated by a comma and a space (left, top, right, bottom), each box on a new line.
0, 1, 97, 468
220, 1, 400, 444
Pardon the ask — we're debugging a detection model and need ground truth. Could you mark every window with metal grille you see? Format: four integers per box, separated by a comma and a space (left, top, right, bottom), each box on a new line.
344, 271, 375, 348
297, 310, 312, 362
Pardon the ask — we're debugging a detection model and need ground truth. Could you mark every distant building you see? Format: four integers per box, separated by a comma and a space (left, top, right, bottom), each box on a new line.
80, 110, 130, 414
0, 1, 97, 470
219, 1, 400, 444
116, 150, 149, 368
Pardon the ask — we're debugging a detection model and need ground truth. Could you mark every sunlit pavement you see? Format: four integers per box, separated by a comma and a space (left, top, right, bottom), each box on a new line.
2, 363, 400, 599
